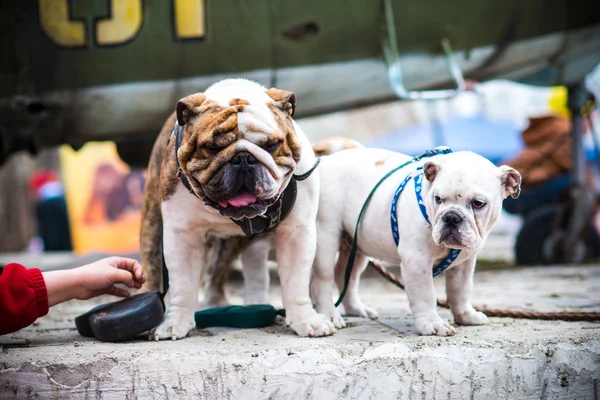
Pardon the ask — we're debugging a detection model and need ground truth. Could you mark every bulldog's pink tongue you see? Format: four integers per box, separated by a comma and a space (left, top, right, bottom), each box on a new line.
219, 192, 258, 208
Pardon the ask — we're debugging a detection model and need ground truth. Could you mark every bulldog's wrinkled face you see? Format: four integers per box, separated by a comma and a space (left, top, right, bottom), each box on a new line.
423, 151, 521, 250
175, 79, 301, 219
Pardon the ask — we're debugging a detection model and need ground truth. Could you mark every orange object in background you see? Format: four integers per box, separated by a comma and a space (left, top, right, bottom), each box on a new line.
501, 116, 572, 188
59, 142, 146, 254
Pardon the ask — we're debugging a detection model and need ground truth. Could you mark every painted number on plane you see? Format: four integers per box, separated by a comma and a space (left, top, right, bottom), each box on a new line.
38, 0, 206, 47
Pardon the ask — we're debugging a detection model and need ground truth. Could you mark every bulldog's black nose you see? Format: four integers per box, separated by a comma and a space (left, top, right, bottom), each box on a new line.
443, 211, 462, 226
231, 151, 256, 166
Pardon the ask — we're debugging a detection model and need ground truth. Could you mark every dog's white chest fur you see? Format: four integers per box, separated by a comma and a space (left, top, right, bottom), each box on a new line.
162, 185, 243, 238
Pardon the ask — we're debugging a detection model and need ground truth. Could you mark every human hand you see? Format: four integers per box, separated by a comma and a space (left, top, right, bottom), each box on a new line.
44, 257, 146, 307
71, 257, 146, 300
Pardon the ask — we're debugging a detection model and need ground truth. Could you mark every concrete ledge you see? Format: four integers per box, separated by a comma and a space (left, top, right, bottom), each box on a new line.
2, 266, 599, 399
2, 320, 599, 399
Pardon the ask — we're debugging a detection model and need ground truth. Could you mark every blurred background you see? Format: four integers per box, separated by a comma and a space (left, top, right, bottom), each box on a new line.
0, 0, 599, 267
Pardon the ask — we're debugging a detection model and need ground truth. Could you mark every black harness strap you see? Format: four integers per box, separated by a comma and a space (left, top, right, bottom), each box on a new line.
293, 157, 321, 181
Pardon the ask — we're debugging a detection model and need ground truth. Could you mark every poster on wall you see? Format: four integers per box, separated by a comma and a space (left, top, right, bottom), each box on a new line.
59, 142, 146, 254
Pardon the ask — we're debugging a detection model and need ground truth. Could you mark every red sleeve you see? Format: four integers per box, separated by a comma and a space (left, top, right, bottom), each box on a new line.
0, 263, 49, 335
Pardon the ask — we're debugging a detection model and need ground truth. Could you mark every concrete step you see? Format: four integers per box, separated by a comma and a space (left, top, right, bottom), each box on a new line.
1, 265, 599, 399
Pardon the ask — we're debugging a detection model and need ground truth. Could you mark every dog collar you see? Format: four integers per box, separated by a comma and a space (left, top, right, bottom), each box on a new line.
171, 123, 320, 238
389, 156, 461, 277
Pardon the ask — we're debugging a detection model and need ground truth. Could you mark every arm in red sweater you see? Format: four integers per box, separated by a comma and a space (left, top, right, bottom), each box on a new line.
0, 257, 145, 336
0, 263, 49, 335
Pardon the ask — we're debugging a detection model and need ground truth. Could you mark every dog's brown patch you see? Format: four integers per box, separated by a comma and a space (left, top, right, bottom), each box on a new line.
159, 117, 180, 201
179, 102, 242, 190
265, 88, 301, 170
312, 141, 332, 157
140, 113, 178, 290
265, 88, 295, 117
229, 98, 249, 107
267, 103, 301, 170
312, 136, 364, 157
177, 93, 207, 125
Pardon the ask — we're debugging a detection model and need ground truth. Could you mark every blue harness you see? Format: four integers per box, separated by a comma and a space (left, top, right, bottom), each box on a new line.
389, 162, 462, 277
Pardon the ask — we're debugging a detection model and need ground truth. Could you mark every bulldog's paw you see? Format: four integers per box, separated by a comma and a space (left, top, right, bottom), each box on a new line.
323, 308, 346, 329
314, 304, 346, 329
414, 315, 456, 337
288, 311, 337, 337
454, 309, 489, 326
149, 316, 195, 341
342, 300, 379, 319
331, 310, 347, 329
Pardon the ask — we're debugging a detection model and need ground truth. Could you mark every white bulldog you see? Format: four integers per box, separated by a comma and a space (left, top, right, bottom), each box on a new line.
310, 148, 521, 336
140, 79, 335, 339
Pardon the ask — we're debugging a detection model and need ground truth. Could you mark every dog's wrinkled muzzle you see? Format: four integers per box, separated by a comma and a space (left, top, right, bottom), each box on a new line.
436, 210, 469, 247
202, 152, 284, 219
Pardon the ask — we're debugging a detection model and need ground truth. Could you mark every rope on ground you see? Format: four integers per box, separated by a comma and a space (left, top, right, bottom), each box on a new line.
368, 259, 600, 322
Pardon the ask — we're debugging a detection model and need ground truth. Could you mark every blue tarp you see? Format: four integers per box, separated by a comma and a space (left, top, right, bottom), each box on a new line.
364, 115, 597, 165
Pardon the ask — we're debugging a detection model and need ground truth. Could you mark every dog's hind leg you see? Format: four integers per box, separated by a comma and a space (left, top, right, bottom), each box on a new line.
334, 244, 379, 319
202, 236, 250, 309
241, 234, 272, 305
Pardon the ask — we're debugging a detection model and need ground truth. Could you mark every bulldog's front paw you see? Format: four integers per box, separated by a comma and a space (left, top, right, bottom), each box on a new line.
320, 307, 346, 329
454, 309, 489, 326
414, 315, 456, 337
149, 315, 195, 341
288, 310, 336, 337
342, 300, 379, 319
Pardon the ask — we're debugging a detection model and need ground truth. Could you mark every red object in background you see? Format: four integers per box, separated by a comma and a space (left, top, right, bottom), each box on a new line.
26, 169, 73, 252
0, 263, 49, 335
28, 170, 60, 194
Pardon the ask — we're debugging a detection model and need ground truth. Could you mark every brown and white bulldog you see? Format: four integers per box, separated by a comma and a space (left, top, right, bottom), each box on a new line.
140, 79, 335, 340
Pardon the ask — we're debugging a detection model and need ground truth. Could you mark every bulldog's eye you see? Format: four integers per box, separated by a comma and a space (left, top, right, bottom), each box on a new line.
264, 141, 281, 153
472, 199, 486, 209
434, 195, 443, 205
203, 145, 220, 155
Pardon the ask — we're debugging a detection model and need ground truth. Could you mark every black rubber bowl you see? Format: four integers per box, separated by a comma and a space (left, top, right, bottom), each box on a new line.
75, 291, 165, 342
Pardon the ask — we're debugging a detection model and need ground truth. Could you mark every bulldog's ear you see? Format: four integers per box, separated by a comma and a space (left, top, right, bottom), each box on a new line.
176, 93, 207, 126
423, 161, 440, 182
499, 165, 522, 199
266, 88, 296, 118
